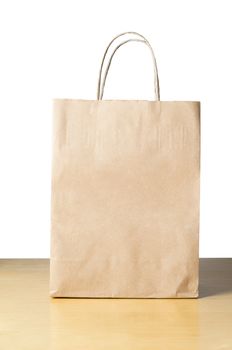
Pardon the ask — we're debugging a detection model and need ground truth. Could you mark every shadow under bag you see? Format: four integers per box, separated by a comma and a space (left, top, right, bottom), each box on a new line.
50, 32, 200, 298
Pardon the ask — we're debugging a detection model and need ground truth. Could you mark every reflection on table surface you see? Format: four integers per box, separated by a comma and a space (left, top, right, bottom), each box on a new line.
0, 258, 231, 350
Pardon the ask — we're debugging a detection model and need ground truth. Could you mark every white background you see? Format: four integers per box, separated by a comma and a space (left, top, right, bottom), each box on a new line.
0, 0, 231, 258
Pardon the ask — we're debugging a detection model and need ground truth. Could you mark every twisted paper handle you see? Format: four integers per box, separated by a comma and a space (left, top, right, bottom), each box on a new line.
97, 31, 160, 100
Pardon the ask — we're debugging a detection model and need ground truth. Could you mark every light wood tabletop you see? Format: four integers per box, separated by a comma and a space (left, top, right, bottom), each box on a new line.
0, 259, 231, 350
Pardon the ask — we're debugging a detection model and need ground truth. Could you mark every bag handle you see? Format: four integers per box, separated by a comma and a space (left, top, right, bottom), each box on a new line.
97, 32, 160, 101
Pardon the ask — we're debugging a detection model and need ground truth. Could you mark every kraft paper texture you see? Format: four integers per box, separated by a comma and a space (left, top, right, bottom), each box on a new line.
50, 99, 200, 298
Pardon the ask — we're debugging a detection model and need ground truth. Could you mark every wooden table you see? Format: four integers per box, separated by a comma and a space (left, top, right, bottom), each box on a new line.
0, 259, 232, 350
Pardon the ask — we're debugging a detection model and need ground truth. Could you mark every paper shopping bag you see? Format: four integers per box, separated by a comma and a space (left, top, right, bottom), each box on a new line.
50, 32, 200, 298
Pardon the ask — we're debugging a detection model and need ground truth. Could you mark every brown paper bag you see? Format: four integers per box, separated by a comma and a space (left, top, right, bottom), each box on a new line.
50, 32, 200, 298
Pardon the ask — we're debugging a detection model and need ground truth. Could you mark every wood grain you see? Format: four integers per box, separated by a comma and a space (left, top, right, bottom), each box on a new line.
0, 258, 231, 350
